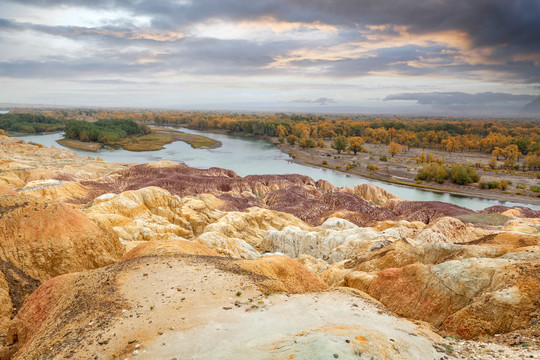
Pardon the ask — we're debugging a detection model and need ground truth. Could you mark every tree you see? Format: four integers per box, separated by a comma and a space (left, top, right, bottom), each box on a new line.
331, 136, 347, 154
503, 144, 519, 161
348, 137, 365, 155
276, 124, 288, 138
286, 135, 298, 145
299, 137, 316, 148
387, 142, 405, 157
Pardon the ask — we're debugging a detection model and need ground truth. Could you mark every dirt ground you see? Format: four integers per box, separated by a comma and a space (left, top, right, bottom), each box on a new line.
278, 140, 540, 207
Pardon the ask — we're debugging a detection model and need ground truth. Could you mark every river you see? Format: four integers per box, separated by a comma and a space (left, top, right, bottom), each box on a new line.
16, 129, 538, 211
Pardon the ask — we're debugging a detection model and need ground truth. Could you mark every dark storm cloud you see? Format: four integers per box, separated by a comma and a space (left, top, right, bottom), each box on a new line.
1, 0, 539, 85
384, 92, 537, 106
292, 97, 336, 105
10, 0, 540, 52
0, 34, 287, 79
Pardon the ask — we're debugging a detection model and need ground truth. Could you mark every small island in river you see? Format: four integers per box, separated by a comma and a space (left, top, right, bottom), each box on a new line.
55, 119, 220, 152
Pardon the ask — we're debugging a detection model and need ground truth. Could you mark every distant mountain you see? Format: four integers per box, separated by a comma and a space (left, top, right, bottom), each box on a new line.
522, 96, 540, 115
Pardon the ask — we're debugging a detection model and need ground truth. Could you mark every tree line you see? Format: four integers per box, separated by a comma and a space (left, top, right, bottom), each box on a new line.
0, 113, 64, 133
64, 119, 150, 145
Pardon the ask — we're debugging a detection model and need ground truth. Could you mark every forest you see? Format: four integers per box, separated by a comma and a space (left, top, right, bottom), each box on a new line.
7, 108, 540, 170
0, 113, 64, 133
63, 119, 150, 146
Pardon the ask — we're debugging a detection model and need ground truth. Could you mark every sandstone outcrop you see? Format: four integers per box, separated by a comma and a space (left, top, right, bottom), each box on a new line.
389, 201, 475, 223
80, 163, 414, 227
323, 230, 539, 283
121, 239, 221, 260
82, 162, 315, 199
84, 186, 310, 258
352, 183, 401, 205
2, 253, 448, 360
84, 187, 196, 241
481, 205, 540, 219
0, 136, 129, 198
345, 256, 540, 339
17, 180, 91, 203
0, 194, 124, 281
261, 217, 421, 263
413, 216, 483, 244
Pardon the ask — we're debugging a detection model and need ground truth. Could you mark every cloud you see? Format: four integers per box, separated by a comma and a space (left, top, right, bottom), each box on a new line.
12, 0, 540, 51
1, 0, 539, 112
292, 97, 337, 105
384, 92, 537, 106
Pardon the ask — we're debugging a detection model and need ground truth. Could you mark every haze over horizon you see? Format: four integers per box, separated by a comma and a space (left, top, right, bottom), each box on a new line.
1, 0, 539, 116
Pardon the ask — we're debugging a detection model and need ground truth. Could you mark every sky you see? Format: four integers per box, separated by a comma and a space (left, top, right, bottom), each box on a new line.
0, 0, 539, 116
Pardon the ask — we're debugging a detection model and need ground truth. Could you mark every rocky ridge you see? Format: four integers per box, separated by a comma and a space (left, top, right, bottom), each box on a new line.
0, 134, 538, 359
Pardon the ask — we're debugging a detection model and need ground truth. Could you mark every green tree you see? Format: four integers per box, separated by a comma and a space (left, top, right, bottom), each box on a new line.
331, 136, 347, 154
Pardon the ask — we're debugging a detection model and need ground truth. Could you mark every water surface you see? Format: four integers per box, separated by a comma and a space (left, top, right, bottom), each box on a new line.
17, 129, 538, 211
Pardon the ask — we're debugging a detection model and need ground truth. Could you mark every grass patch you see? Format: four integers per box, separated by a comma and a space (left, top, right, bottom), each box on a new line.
457, 213, 511, 226
155, 128, 220, 149
57, 138, 101, 152
120, 134, 175, 151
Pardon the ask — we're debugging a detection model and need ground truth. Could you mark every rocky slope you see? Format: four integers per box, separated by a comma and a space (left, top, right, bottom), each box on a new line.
2, 246, 448, 360
0, 133, 539, 358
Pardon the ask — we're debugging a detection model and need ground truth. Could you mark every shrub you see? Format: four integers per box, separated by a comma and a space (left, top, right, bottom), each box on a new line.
322, 160, 327, 165
416, 164, 448, 184
487, 181, 500, 189
478, 181, 488, 189
299, 137, 316, 148
516, 184, 526, 189
379, 155, 388, 162
500, 180, 509, 190
449, 164, 480, 185
367, 164, 379, 173
346, 163, 357, 170
531, 185, 540, 193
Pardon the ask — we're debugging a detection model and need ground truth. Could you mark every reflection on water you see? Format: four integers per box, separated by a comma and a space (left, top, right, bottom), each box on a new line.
16, 129, 538, 211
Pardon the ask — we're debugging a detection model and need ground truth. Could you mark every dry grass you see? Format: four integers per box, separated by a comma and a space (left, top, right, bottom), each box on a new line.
56, 139, 101, 152
119, 134, 175, 151
456, 213, 511, 226
156, 129, 219, 148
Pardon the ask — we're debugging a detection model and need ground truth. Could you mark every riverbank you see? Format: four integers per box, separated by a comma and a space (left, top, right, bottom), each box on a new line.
165, 125, 540, 207
169, 125, 540, 207
278, 141, 540, 207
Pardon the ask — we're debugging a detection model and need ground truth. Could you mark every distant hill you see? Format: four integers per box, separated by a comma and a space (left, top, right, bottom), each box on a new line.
522, 96, 540, 115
